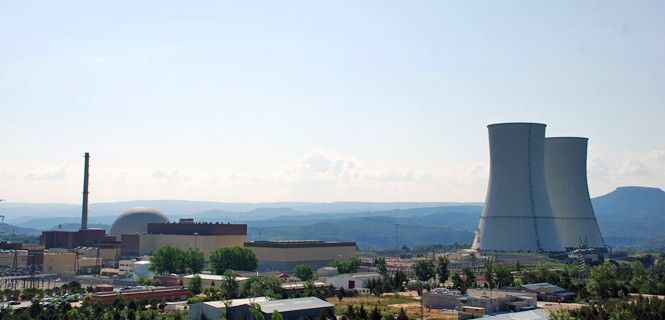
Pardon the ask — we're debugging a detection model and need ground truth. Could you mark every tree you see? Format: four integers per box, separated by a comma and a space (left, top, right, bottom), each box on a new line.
494, 264, 514, 288
187, 249, 206, 274
451, 272, 466, 294
150, 245, 186, 274
332, 258, 361, 274
250, 303, 265, 320
435, 256, 450, 286
188, 275, 202, 295
209, 247, 258, 274
549, 309, 575, 320
587, 262, 619, 301
370, 306, 381, 320
484, 260, 495, 290
221, 269, 240, 299
393, 269, 407, 291
412, 259, 435, 282
272, 310, 284, 320
294, 264, 316, 281
397, 308, 408, 320
462, 266, 476, 289
375, 257, 388, 276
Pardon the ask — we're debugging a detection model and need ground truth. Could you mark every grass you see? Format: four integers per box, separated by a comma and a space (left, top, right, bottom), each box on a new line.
327, 293, 418, 316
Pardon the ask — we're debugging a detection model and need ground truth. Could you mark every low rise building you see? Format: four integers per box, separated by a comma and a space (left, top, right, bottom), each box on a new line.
244, 240, 356, 272
182, 274, 249, 287
321, 272, 381, 294
91, 286, 190, 305
520, 283, 576, 302
421, 289, 537, 314
189, 297, 333, 320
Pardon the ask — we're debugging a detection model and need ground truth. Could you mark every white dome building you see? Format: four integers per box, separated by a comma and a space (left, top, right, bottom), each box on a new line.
109, 207, 170, 238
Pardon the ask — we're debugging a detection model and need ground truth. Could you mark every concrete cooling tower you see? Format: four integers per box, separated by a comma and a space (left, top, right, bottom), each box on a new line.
545, 137, 605, 249
472, 123, 564, 252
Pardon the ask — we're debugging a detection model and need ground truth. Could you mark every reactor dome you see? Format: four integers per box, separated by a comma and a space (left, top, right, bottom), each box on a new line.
109, 207, 170, 238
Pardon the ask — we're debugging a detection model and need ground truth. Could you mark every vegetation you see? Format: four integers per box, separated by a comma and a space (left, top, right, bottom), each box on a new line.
149, 245, 205, 274
331, 257, 361, 274
435, 256, 450, 284
411, 259, 435, 282
209, 246, 258, 273
293, 264, 316, 281
374, 257, 388, 276
188, 275, 202, 295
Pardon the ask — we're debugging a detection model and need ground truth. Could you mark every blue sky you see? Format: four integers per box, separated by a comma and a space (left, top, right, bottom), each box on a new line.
1, 1, 664, 203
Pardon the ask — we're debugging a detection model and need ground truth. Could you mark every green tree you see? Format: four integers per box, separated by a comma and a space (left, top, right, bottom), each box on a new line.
332, 257, 361, 274
250, 303, 265, 320
549, 309, 575, 320
375, 257, 388, 276
397, 308, 408, 320
294, 264, 316, 281
150, 245, 186, 274
222, 269, 240, 299
494, 264, 514, 288
484, 260, 496, 290
412, 259, 435, 282
462, 266, 476, 289
209, 247, 258, 274
370, 306, 381, 320
186, 249, 206, 274
188, 275, 202, 295
272, 310, 284, 320
435, 256, 450, 285
587, 262, 619, 301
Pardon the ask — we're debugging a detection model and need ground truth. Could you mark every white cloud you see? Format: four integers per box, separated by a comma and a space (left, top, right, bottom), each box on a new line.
24, 166, 68, 180
588, 154, 611, 179
619, 159, 650, 177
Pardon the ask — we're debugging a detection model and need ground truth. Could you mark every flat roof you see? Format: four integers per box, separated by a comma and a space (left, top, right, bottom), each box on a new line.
479, 309, 549, 319
257, 297, 333, 313
205, 297, 268, 308
244, 240, 356, 248
521, 283, 568, 293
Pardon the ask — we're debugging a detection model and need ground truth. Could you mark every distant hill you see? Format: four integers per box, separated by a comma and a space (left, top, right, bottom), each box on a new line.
3, 186, 665, 249
0, 223, 41, 236
591, 186, 665, 247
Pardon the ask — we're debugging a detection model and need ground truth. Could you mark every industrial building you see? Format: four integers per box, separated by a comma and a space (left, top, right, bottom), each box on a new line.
120, 218, 247, 258
545, 137, 605, 249
472, 123, 564, 252
189, 297, 334, 320
321, 272, 381, 294
421, 288, 537, 315
90, 286, 191, 305
244, 240, 357, 272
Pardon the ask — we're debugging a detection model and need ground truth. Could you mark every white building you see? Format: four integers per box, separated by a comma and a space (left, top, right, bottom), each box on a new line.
119, 259, 135, 275
133, 260, 153, 280
473, 123, 564, 252
321, 272, 381, 294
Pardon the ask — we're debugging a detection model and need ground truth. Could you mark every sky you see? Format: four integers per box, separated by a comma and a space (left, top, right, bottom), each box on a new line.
1, 1, 664, 203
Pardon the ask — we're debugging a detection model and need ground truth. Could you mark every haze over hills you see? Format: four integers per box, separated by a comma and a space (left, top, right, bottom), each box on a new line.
1, 186, 664, 249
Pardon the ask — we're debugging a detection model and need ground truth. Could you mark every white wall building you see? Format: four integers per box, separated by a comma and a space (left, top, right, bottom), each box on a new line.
321, 272, 381, 294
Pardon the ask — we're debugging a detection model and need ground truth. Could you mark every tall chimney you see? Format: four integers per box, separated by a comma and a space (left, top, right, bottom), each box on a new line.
81, 152, 90, 230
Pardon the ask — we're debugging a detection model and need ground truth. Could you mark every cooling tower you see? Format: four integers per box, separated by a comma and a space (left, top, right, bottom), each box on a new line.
545, 137, 605, 249
472, 123, 564, 252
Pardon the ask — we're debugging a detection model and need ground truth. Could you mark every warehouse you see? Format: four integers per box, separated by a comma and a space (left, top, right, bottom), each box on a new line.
244, 240, 356, 272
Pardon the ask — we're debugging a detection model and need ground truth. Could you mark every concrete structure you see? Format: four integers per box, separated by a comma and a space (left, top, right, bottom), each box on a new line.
321, 272, 381, 293
422, 289, 537, 314
81, 152, 90, 230
119, 259, 136, 275
110, 207, 170, 239
133, 260, 154, 280
521, 283, 576, 302
245, 240, 356, 272
90, 286, 190, 305
473, 123, 564, 252
545, 137, 605, 249
41, 252, 100, 275
41, 229, 117, 250
121, 220, 247, 258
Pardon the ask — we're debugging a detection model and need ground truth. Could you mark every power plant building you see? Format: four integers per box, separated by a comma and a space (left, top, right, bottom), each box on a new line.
544, 137, 604, 249
473, 123, 564, 252
245, 240, 357, 272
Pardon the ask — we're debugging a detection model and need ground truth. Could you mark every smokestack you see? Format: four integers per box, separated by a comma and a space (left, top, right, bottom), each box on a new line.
81, 152, 90, 230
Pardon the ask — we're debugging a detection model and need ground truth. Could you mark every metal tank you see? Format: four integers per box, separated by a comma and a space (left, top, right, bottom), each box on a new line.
545, 137, 605, 249
472, 123, 564, 252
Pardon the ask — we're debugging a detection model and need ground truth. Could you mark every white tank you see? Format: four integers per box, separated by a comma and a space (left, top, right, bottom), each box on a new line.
545, 137, 605, 249
472, 123, 564, 252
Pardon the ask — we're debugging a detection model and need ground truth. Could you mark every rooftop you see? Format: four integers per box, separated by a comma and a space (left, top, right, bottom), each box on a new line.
521, 283, 568, 294
478, 309, 549, 319
257, 297, 333, 313
205, 297, 269, 308
244, 240, 356, 248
